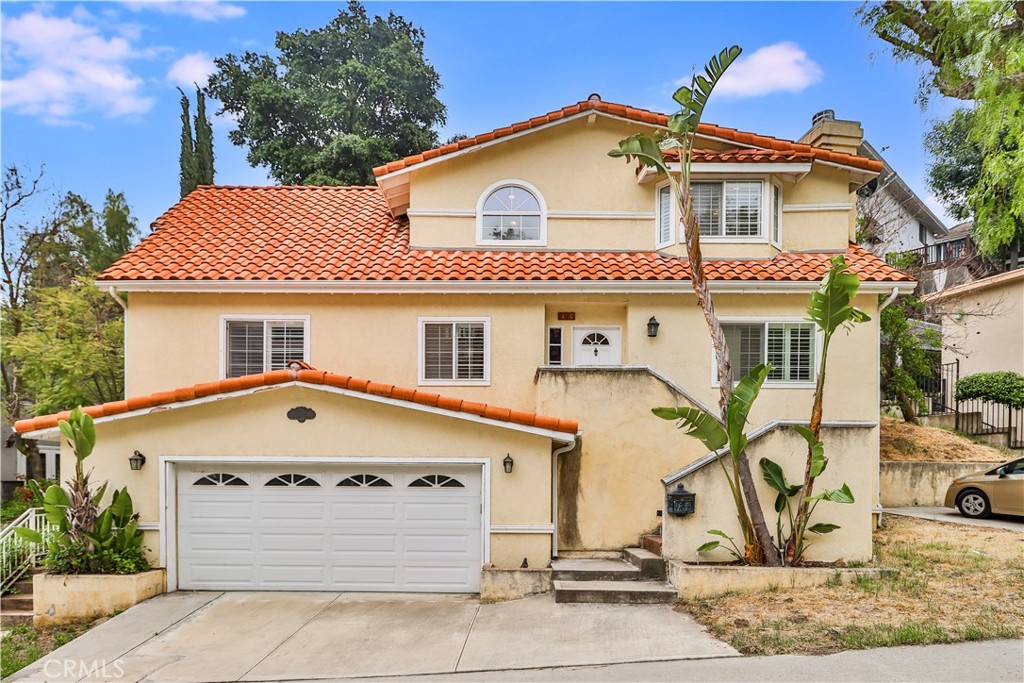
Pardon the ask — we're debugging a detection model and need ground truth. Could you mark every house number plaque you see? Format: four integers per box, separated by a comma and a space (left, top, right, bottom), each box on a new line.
557, 312, 576, 320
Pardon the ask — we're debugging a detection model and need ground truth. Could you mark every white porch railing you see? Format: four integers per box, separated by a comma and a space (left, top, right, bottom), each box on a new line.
1, 508, 51, 592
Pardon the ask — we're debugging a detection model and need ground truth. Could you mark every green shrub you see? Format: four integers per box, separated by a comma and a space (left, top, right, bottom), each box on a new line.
45, 541, 149, 575
955, 371, 1024, 408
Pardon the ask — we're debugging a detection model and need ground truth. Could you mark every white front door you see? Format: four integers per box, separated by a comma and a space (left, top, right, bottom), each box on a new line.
176, 464, 483, 592
572, 327, 622, 366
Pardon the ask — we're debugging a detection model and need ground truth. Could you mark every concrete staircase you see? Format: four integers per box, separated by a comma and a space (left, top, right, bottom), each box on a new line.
552, 547, 675, 604
1, 569, 37, 626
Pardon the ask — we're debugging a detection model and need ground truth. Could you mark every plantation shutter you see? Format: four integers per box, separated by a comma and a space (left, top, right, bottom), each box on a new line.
268, 321, 306, 370
227, 321, 265, 377
423, 323, 454, 380
657, 185, 672, 245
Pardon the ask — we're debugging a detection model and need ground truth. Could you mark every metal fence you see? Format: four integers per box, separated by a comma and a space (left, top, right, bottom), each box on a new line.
894, 360, 1023, 449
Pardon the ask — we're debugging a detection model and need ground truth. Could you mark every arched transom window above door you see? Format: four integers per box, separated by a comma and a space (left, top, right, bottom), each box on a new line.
477, 181, 547, 246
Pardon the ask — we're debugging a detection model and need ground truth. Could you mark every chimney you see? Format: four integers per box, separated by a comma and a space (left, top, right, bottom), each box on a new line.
798, 109, 863, 155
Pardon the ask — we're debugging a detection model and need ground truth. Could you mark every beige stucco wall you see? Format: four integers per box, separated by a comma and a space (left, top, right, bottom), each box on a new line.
404, 115, 861, 253
57, 385, 556, 571
940, 278, 1024, 377
662, 425, 878, 564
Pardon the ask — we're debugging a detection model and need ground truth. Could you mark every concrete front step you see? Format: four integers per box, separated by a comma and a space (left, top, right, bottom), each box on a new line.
550, 558, 641, 582
2, 595, 34, 611
623, 547, 666, 580
12, 579, 34, 594
553, 580, 677, 604
0, 610, 33, 627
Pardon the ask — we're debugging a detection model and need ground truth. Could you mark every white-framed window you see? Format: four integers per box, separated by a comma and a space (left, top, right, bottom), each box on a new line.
771, 181, 783, 247
418, 317, 490, 385
219, 315, 309, 378
547, 326, 563, 365
656, 182, 674, 248
714, 321, 818, 386
476, 179, 547, 246
692, 180, 765, 239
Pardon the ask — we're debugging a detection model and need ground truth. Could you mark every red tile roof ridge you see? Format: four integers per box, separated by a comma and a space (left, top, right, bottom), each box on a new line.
372, 97, 883, 177
13, 365, 580, 437
190, 184, 381, 191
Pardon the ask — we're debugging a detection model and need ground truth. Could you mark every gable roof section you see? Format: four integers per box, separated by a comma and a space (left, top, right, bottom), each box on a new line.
923, 267, 1024, 302
97, 186, 913, 287
13, 363, 580, 442
372, 98, 884, 178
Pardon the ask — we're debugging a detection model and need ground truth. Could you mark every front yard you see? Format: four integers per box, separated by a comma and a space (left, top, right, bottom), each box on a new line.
680, 515, 1024, 655
1, 621, 92, 678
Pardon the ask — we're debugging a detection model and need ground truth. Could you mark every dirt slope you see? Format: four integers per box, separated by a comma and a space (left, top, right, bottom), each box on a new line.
880, 417, 1008, 462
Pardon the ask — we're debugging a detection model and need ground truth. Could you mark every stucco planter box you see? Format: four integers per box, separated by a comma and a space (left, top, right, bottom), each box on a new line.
480, 567, 552, 602
33, 569, 166, 626
668, 561, 886, 599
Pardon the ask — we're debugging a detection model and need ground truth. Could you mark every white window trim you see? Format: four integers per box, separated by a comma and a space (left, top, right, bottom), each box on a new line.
770, 180, 784, 248
547, 325, 564, 366
710, 317, 823, 388
418, 316, 491, 386
218, 314, 310, 379
655, 180, 675, 249
475, 179, 548, 247
686, 176, 771, 244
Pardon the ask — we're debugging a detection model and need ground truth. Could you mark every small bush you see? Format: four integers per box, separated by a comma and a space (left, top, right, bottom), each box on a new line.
955, 371, 1024, 408
44, 541, 150, 575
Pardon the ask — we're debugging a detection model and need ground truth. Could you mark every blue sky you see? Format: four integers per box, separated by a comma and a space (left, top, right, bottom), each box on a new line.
2, 1, 961, 233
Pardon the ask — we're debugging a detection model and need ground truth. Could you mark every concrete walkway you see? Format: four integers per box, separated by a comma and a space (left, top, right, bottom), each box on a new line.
883, 506, 1024, 531
9, 591, 737, 682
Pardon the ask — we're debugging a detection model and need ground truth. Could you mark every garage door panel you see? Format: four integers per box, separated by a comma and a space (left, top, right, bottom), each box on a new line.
178, 464, 483, 592
331, 533, 399, 553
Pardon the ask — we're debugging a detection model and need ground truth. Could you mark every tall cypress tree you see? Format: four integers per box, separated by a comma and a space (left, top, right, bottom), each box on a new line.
194, 87, 215, 186
177, 87, 196, 198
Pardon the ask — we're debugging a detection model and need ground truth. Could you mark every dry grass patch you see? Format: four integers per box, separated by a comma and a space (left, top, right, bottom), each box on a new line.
678, 516, 1024, 655
880, 417, 1007, 462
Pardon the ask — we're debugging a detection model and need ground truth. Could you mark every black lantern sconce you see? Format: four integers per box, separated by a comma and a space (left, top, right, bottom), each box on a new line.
647, 316, 661, 338
503, 454, 514, 474
666, 483, 696, 516
129, 450, 146, 471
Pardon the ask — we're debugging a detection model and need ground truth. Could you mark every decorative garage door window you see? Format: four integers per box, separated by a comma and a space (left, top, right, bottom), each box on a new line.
193, 473, 248, 487
409, 474, 465, 488
265, 473, 320, 487
337, 474, 392, 487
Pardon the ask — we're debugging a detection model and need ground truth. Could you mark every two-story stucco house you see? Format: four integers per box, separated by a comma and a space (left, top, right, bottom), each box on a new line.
15, 97, 914, 594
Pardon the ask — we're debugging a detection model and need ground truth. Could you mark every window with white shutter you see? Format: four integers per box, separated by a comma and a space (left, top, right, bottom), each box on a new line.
419, 318, 490, 385
656, 184, 673, 247
692, 181, 764, 238
720, 321, 816, 385
223, 317, 309, 378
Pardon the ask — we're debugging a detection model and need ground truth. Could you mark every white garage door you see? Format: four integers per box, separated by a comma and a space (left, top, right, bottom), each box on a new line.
176, 464, 483, 592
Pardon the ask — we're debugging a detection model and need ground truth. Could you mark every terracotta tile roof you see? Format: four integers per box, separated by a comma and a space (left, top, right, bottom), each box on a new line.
371, 98, 883, 177
669, 148, 817, 163
13, 363, 580, 436
98, 186, 912, 284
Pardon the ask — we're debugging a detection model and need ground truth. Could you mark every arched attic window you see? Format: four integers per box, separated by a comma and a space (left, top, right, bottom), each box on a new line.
477, 181, 546, 245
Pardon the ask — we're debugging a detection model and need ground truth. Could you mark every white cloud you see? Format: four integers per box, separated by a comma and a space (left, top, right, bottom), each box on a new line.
167, 51, 215, 89
706, 42, 824, 98
1, 10, 155, 124
123, 1, 245, 22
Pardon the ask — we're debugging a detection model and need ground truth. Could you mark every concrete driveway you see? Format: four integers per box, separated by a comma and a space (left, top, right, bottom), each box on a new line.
10, 591, 737, 682
883, 506, 1024, 531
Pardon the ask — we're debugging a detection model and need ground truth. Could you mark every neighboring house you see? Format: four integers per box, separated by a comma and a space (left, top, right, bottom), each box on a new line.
0, 426, 59, 500
14, 97, 914, 593
924, 268, 1024, 379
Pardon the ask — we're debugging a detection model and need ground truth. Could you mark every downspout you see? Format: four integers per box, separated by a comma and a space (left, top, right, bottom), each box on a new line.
106, 286, 127, 311
550, 433, 580, 559
875, 286, 899, 528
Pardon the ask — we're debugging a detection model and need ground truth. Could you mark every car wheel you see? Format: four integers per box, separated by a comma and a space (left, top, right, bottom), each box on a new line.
956, 489, 992, 519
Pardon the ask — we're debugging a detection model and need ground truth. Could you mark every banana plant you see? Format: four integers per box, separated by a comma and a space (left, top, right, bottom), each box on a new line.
611, 46, 780, 566
654, 363, 771, 564
781, 255, 869, 563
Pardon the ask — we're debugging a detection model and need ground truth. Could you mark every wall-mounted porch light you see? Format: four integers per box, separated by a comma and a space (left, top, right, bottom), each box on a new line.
647, 316, 661, 338
503, 454, 514, 474
129, 450, 146, 471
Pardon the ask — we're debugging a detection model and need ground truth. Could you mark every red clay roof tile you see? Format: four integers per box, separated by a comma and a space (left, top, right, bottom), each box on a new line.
371, 98, 883, 177
13, 366, 580, 437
